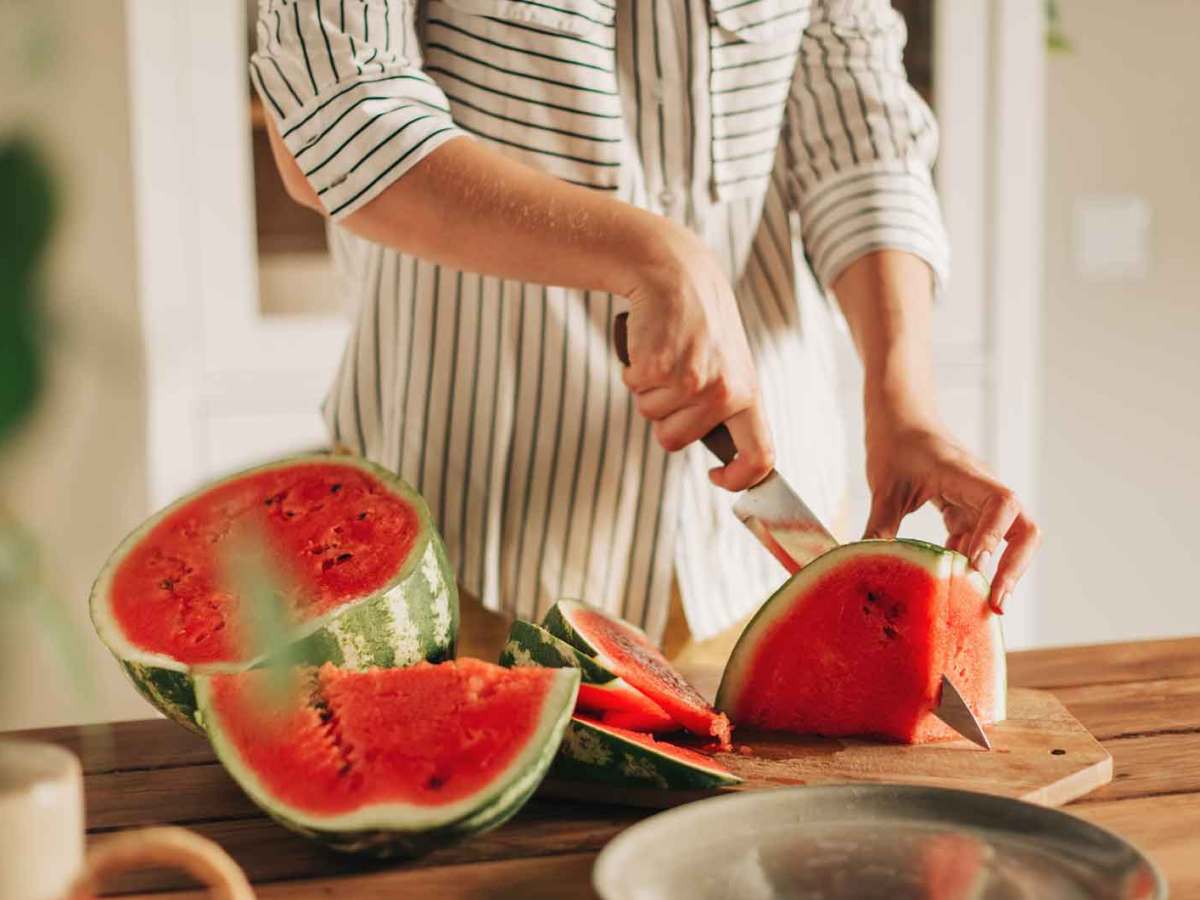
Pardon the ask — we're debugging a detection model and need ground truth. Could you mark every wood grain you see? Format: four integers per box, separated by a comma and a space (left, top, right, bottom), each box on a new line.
117, 852, 601, 900
10, 637, 1200, 897
86, 804, 640, 895
11, 719, 214, 774
1007, 637, 1200, 689
1054, 676, 1200, 739
1073, 793, 1200, 896
1076, 732, 1200, 804
543, 689, 1111, 810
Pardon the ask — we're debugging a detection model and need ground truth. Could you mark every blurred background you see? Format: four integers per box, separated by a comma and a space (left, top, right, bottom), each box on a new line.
0, 0, 1196, 731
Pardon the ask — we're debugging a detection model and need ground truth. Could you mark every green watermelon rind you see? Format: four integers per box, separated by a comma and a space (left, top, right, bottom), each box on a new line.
193, 667, 580, 857
499, 620, 616, 684
716, 539, 1006, 726
542, 598, 650, 660
499, 619, 673, 720
553, 717, 741, 791
89, 454, 459, 733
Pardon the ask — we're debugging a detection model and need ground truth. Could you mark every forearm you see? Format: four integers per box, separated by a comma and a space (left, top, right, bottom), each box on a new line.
832, 250, 940, 432
268, 122, 677, 299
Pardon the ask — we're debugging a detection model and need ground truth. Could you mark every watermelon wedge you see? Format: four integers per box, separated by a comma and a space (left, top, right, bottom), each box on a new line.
554, 716, 740, 791
90, 454, 458, 731
195, 660, 579, 856
544, 600, 732, 747
717, 540, 1005, 743
500, 620, 676, 732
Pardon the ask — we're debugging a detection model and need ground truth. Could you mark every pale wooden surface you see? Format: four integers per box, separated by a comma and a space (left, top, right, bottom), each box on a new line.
543, 688, 1111, 809
10, 636, 1200, 898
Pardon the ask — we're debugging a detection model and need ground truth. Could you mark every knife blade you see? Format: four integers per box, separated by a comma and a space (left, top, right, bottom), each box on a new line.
612, 313, 836, 573
612, 313, 992, 750
935, 675, 992, 750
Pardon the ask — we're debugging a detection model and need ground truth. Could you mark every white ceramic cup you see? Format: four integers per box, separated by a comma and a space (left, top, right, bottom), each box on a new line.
0, 738, 84, 900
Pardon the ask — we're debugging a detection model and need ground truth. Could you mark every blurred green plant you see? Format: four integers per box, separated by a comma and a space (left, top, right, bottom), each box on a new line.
0, 136, 56, 448
1046, 0, 1072, 53
0, 135, 99, 717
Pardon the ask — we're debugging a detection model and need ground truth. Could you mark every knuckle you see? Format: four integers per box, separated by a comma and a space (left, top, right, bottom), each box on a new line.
653, 423, 686, 452
994, 489, 1019, 517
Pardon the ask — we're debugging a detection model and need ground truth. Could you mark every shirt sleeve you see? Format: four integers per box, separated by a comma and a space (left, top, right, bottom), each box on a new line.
249, 1, 469, 220
784, 0, 950, 291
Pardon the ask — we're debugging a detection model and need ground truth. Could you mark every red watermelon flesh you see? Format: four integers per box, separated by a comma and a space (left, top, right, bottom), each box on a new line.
717, 541, 1005, 744
547, 602, 732, 748
915, 555, 1007, 742
109, 461, 420, 665
597, 705, 679, 733
203, 660, 564, 815
573, 715, 736, 774
576, 682, 677, 732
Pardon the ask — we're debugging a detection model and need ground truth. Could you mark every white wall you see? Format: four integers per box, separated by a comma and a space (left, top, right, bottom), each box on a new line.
1039, 1, 1200, 645
0, 0, 151, 728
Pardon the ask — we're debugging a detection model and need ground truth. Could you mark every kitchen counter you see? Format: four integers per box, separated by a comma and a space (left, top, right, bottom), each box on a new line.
12, 636, 1200, 897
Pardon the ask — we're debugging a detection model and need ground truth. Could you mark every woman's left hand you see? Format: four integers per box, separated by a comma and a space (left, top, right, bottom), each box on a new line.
862, 414, 1041, 614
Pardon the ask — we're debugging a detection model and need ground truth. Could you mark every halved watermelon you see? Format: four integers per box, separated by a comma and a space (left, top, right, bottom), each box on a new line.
716, 540, 1005, 744
195, 660, 579, 856
500, 620, 676, 732
90, 454, 458, 731
553, 716, 740, 791
544, 600, 732, 747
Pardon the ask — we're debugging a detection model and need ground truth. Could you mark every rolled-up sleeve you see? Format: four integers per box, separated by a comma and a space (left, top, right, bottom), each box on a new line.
784, 0, 950, 291
249, 0, 468, 220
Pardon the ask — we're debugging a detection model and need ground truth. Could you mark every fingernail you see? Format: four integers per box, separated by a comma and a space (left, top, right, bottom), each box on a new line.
974, 550, 991, 573
991, 591, 1009, 615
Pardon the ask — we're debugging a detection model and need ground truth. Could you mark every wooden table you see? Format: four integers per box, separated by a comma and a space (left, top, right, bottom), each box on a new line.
12, 637, 1200, 897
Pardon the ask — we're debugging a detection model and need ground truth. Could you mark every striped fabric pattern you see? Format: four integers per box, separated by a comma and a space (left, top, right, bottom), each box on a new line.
251, 0, 948, 641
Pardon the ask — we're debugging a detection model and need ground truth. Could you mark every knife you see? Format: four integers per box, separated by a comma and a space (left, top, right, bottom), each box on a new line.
613, 313, 991, 749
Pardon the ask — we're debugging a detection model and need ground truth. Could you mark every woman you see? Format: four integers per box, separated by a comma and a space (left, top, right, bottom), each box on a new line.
250, 0, 1039, 659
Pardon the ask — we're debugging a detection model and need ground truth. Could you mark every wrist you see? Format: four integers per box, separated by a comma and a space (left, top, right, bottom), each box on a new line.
607, 212, 699, 301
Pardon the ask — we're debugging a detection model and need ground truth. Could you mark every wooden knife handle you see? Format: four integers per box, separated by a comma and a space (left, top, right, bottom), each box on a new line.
613, 312, 738, 467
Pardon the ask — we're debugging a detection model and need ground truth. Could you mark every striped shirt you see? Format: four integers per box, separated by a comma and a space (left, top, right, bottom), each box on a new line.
250, 0, 949, 641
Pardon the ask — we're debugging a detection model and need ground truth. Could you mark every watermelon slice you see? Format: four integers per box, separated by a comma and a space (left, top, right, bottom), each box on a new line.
716, 540, 1005, 744
500, 620, 676, 732
90, 454, 458, 731
544, 600, 732, 747
196, 660, 579, 856
554, 716, 740, 791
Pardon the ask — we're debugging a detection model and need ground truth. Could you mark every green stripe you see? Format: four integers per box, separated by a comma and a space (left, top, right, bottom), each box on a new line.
424, 42, 619, 97
456, 120, 620, 168
327, 125, 458, 217
444, 92, 621, 143
424, 66, 621, 119
293, 2, 320, 96
427, 18, 614, 73
281, 74, 446, 138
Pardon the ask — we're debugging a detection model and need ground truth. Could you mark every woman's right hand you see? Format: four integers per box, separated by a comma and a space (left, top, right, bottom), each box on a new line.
618, 222, 774, 492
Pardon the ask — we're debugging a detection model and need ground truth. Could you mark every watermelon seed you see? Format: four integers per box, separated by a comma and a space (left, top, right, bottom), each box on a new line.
357, 512, 367, 520
1051, 748, 1066, 755
866, 592, 879, 604
883, 625, 898, 640
160, 578, 174, 591
336, 553, 353, 564
330, 483, 342, 493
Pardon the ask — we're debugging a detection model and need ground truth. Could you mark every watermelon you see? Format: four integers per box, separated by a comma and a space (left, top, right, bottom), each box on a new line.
717, 540, 1005, 744
544, 600, 732, 747
554, 716, 740, 791
195, 660, 579, 856
90, 454, 458, 732
500, 620, 676, 732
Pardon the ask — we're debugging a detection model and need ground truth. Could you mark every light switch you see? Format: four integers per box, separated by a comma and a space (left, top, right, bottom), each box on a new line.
1072, 193, 1151, 280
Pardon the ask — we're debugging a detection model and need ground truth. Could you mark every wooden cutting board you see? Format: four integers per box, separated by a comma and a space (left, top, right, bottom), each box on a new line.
540, 688, 1112, 810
